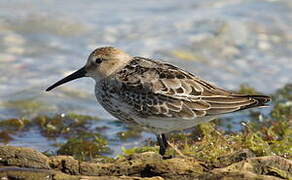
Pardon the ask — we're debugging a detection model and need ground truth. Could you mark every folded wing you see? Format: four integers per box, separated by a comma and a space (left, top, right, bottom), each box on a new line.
115, 57, 271, 119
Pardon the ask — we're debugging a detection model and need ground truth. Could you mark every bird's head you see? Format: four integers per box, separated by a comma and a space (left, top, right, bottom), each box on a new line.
46, 46, 132, 91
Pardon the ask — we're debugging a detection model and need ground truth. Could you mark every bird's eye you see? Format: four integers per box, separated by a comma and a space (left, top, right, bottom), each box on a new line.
95, 58, 103, 64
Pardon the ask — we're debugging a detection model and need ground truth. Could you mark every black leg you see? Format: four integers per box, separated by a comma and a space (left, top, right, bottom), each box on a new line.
162, 134, 168, 149
157, 134, 166, 156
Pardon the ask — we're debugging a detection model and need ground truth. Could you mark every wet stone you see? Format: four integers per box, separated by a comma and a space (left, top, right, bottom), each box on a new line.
0, 145, 50, 169
49, 155, 80, 175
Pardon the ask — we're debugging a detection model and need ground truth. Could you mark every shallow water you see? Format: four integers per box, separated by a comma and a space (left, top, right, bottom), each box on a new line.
0, 0, 291, 155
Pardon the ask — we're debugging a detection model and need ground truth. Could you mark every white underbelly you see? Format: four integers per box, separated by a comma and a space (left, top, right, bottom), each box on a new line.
134, 116, 217, 134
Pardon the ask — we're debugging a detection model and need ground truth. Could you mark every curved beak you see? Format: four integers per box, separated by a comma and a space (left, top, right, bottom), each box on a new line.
46, 66, 86, 91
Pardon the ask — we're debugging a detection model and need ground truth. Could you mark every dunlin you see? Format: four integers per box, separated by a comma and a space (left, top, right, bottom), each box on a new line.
46, 47, 271, 156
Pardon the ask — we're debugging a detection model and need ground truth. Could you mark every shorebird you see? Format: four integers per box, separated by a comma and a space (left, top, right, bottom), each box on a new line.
46, 47, 271, 156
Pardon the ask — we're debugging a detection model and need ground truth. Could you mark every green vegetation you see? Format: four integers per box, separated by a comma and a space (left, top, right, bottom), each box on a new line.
57, 132, 110, 161
0, 118, 29, 131
34, 113, 99, 138
121, 146, 158, 156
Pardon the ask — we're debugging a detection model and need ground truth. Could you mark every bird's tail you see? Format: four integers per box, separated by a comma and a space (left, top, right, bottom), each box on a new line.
236, 95, 271, 111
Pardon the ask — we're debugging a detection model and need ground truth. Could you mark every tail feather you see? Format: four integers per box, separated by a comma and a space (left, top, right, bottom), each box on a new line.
236, 95, 271, 111
205, 94, 271, 116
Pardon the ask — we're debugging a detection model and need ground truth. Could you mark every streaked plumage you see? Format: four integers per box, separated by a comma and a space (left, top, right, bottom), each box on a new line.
46, 47, 271, 156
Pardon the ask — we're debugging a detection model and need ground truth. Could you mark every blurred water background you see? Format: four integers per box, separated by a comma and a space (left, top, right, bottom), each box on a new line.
0, 0, 291, 155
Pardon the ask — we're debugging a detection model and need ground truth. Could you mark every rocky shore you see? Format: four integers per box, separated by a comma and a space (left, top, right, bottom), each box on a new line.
0, 145, 291, 180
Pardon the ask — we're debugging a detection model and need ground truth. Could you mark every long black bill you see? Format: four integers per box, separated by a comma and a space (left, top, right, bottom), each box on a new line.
46, 67, 86, 91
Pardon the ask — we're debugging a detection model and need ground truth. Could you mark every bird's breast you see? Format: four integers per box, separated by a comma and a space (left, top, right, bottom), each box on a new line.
94, 81, 137, 124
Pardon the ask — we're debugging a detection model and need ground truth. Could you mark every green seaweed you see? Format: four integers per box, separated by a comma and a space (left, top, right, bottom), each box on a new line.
0, 118, 29, 131
34, 113, 99, 138
121, 146, 158, 156
164, 118, 291, 163
57, 132, 110, 161
0, 118, 30, 143
247, 119, 291, 158
0, 113, 100, 147
167, 123, 237, 162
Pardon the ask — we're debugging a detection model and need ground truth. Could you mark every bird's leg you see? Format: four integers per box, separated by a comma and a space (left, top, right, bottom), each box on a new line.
157, 134, 166, 156
162, 134, 168, 149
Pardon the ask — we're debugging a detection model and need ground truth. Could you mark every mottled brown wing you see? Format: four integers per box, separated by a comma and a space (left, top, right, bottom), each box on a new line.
115, 57, 271, 119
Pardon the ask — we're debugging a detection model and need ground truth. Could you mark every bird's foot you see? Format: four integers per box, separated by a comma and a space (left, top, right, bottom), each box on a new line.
162, 155, 172, 160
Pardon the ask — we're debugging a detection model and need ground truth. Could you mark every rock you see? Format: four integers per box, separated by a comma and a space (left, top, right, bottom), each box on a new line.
80, 152, 203, 179
0, 145, 291, 180
215, 149, 256, 167
0, 167, 54, 180
0, 145, 49, 169
211, 156, 292, 180
0, 167, 77, 180
49, 155, 80, 175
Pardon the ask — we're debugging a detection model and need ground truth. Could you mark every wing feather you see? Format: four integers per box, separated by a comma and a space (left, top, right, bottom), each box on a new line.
114, 57, 271, 119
